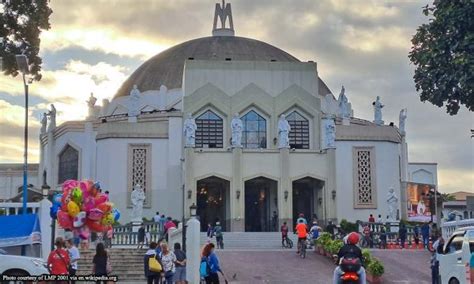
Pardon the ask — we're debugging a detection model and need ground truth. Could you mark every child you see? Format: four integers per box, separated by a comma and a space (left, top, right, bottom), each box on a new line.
137, 223, 145, 250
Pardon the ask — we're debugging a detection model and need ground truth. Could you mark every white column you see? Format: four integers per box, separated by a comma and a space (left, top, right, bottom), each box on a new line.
400, 136, 409, 220
39, 198, 52, 259
46, 131, 55, 187
231, 147, 243, 231
186, 217, 200, 284
279, 148, 291, 228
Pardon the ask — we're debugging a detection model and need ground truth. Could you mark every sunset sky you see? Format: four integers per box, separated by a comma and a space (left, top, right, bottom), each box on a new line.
0, 0, 472, 193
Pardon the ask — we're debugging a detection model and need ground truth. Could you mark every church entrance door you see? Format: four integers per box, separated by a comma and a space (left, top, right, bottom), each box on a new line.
292, 177, 324, 226
244, 177, 278, 232
196, 177, 230, 232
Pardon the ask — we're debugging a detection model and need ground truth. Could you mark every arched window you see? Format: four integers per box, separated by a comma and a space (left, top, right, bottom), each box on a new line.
242, 110, 266, 148
58, 145, 79, 184
196, 110, 224, 148
287, 111, 309, 149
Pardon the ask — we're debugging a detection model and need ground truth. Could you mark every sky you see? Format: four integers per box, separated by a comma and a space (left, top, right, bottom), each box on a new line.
0, 0, 472, 194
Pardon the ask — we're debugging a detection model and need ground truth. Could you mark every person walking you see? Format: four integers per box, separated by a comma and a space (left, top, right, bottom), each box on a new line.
413, 224, 420, 247
325, 220, 336, 239
362, 223, 371, 248
92, 242, 110, 281
173, 243, 187, 284
159, 243, 176, 284
281, 221, 289, 247
202, 243, 223, 284
272, 211, 278, 231
160, 214, 167, 235
207, 223, 214, 241
138, 223, 146, 249
421, 222, 430, 249
399, 223, 407, 249
154, 212, 161, 224
66, 239, 80, 281
380, 227, 387, 249
144, 242, 162, 284
47, 237, 70, 276
214, 222, 224, 249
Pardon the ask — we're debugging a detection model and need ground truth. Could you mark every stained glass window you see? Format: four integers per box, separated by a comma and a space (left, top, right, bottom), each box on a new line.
286, 111, 310, 149
242, 110, 266, 148
58, 145, 78, 184
196, 110, 223, 148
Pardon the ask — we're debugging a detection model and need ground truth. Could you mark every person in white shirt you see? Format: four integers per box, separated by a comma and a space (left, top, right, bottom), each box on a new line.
66, 239, 80, 280
153, 212, 161, 223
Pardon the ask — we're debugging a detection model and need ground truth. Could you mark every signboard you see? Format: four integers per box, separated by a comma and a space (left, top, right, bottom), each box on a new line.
406, 182, 436, 222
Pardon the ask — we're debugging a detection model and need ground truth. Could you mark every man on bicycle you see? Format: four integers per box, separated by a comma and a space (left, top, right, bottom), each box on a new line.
281, 222, 289, 247
295, 219, 308, 254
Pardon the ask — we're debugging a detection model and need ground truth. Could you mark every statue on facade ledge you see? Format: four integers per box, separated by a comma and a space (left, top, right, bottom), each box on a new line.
399, 108, 407, 136
40, 112, 47, 134
87, 92, 100, 119
324, 117, 336, 149
373, 96, 384, 125
387, 187, 399, 221
47, 104, 56, 132
130, 184, 145, 222
278, 114, 291, 149
231, 113, 243, 148
337, 85, 350, 119
128, 84, 141, 117
184, 113, 197, 148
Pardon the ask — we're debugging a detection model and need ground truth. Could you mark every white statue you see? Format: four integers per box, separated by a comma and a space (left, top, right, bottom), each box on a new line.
417, 199, 426, 215
337, 86, 350, 119
373, 96, 384, 125
278, 114, 291, 149
47, 104, 56, 132
128, 84, 141, 117
324, 118, 336, 149
387, 187, 399, 221
158, 85, 167, 111
231, 113, 243, 148
87, 93, 99, 119
183, 113, 197, 147
130, 184, 146, 222
40, 113, 47, 134
399, 108, 407, 135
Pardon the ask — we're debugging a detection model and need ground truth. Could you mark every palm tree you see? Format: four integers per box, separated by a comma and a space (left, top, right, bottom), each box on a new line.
440, 193, 456, 202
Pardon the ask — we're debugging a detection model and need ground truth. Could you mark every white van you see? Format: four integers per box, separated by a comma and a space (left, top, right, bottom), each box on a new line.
438, 226, 473, 284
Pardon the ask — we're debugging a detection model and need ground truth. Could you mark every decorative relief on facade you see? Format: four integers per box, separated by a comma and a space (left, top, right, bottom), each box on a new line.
353, 147, 377, 208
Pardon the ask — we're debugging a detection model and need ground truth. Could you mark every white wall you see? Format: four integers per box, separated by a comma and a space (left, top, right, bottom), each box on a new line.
335, 140, 402, 223
96, 137, 182, 224
0, 171, 38, 200
408, 163, 438, 186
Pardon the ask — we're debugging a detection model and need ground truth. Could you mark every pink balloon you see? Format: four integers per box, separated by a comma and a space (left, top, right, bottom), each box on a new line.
82, 196, 95, 212
95, 194, 108, 205
88, 208, 104, 221
79, 227, 90, 240
57, 210, 73, 229
62, 180, 79, 193
79, 181, 90, 199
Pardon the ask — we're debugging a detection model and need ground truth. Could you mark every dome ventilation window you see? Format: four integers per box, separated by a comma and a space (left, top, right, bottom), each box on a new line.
270, 59, 277, 62
225, 58, 232, 61
188, 57, 194, 60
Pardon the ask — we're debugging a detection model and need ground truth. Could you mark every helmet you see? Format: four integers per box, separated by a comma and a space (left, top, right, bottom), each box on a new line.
347, 232, 360, 245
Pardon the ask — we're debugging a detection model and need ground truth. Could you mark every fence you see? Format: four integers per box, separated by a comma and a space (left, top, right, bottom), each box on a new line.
441, 218, 474, 239
357, 221, 424, 248
111, 221, 165, 246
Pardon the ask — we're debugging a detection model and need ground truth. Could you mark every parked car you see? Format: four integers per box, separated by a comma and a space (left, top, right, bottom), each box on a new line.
438, 226, 474, 284
0, 249, 49, 279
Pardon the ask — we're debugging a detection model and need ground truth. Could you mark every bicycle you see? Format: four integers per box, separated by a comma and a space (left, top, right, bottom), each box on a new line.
297, 238, 306, 259
282, 236, 293, 248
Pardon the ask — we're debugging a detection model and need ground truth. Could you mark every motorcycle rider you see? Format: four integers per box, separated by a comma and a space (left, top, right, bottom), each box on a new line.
333, 232, 366, 284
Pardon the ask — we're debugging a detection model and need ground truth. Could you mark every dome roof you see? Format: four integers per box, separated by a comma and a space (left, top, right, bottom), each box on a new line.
115, 36, 331, 98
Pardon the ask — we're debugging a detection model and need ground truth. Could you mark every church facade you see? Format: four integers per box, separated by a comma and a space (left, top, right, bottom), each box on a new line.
34, 1, 438, 231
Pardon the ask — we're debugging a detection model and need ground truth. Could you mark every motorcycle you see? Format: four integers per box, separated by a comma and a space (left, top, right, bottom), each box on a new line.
334, 256, 362, 284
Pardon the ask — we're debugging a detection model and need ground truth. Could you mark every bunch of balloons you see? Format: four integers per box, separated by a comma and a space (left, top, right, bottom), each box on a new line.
50, 180, 120, 234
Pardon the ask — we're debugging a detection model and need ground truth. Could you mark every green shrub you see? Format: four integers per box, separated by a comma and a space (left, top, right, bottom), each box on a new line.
328, 240, 344, 254
362, 248, 372, 265
340, 219, 359, 233
367, 257, 385, 276
316, 232, 332, 247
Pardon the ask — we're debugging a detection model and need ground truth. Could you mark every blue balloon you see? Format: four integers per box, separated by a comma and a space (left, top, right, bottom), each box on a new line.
50, 204, 59, 219
53, 193, 63, 206
112, 208, 120, 221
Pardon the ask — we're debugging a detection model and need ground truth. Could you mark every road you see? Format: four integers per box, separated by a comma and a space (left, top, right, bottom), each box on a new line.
214, 248, 432, 283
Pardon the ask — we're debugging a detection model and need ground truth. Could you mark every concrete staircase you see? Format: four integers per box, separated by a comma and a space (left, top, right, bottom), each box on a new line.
77, 248, 147, 282
200, 232, 299, 250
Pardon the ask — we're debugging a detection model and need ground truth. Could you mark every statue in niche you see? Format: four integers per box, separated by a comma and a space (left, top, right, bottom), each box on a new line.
231, 113, 243, 148
184, 113, 197, 147
130, 184, 145, 222
278, 114, 291, 149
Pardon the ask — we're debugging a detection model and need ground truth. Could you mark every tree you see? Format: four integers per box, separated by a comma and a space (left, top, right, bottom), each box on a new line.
0, 0, 52, 81
409, 0, 474, 115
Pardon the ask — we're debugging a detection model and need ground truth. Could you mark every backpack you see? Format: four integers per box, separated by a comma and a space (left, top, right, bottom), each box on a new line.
199, 257, 211, 278
148, 254, 162, 273
214, 226, 223, 238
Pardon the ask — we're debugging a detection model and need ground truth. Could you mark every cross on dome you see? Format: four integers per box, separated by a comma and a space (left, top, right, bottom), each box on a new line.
212, 0, 234, 36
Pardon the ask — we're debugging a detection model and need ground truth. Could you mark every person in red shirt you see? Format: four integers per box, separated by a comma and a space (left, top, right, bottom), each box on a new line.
47, 237, 70, 275
368, 214, 375, 223
295, 219, 308, 254
281, 222, 289, 247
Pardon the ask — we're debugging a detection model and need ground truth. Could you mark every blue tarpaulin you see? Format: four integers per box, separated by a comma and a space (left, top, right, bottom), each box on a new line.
0, 214, 41, 247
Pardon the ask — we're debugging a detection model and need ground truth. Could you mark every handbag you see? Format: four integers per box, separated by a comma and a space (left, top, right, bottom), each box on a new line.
106, 255, 112, 274
149, 254, 162, 273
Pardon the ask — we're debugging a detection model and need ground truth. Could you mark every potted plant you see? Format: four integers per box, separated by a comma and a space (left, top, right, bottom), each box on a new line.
316, 232, 331, 255
366, 257, 384, 283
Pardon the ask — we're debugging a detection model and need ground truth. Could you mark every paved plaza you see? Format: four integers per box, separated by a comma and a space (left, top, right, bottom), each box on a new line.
214, 249, 431, 283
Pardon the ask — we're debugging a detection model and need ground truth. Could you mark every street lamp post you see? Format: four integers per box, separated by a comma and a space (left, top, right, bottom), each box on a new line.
16, 55, 29, 215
